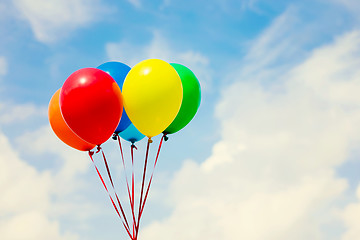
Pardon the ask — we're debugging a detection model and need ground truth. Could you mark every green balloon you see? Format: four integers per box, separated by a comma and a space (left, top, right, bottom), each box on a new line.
164, 63, 201, 134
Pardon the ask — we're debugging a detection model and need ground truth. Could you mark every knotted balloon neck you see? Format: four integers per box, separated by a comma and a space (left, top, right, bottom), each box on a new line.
131, 143, 137, 150
112, 133, 118, 140
148, 138, 153, 143
163, 133, 169, 141
96, 145, 102, 153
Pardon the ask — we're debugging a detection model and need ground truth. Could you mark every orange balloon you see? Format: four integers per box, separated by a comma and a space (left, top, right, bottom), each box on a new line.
48, 89, 96, 151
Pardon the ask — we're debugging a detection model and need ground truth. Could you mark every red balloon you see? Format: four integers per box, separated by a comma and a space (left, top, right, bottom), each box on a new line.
60, 68, 123, 145
49, 89, 96, 151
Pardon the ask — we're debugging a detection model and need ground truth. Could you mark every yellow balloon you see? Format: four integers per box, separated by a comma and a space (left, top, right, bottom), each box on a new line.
122, 59, 183, 137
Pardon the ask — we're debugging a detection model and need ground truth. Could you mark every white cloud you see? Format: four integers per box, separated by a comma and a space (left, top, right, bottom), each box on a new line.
0, 132, 52, 215
0, 103, 95, 239
138, 12, 360, 240
11, 0, 108, 43
16, 125, 91, 196
0, 102, 46, 124
106, 31, 212, 91
341, 185, 360, 240
288, 31, 360, 106
0, 211, 78, 240
0, 131, 79, 240
0, 57, 7, 76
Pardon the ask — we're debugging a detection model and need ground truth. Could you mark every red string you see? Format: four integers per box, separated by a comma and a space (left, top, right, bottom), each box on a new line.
134, 135, 165, 239
117, 136, 132, 205
139, 134, 165, 218
116, 135, 137, 233
99, 146, 131, 233
131, 144, 136, 209
131, 144, 137, 233
134, 138, 152, 239
88, 151, 132, 239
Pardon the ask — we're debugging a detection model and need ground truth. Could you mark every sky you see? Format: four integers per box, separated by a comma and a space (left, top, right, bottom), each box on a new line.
1, 0, 360, 239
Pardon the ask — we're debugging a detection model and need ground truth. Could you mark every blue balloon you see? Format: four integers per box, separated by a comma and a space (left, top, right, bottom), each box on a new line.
119, 124, 145, 143
97, 62, 131, 133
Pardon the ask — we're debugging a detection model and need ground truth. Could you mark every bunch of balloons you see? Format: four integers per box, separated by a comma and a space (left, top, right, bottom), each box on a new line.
48, 59, 201, 240
49, 59, 201, 149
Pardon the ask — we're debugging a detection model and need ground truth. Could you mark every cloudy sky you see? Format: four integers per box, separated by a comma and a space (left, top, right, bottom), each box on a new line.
1, 0, 360, 239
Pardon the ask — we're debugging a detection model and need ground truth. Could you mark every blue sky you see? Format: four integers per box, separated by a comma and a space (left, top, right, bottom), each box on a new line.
1, 0, 360, 239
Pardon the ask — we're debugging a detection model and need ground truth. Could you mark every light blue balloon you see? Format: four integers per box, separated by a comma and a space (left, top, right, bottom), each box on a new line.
119, 124, 145, 143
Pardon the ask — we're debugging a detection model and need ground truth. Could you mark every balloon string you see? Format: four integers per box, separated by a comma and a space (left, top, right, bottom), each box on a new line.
140, 136, 164, 215
116, 135, 137, 232
117, 134, 125, 165
98, 146, 131, 234
88, 151, 132, 239
134, 138, 152, 239
117, 135, 132, 205
139, 134, 165, 219
131, 144, 138, 233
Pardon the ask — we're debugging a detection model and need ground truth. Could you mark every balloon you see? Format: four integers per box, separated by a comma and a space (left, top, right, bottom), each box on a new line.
97, 62, 131, 133
122, 59, 183, 137
60, 68, 123, 145
48, 89, 96, 151
119, 123, 145, 143
164, 63, 201, 134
